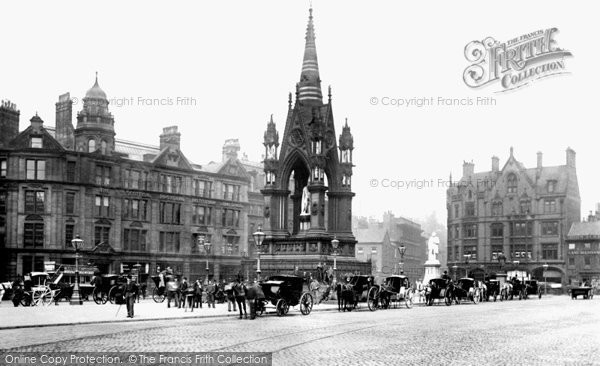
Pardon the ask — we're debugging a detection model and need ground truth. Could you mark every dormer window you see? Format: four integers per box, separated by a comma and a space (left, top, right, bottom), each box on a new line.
507, 174, 517, 193
547, 180, 556, 193
31, 137, 42, 148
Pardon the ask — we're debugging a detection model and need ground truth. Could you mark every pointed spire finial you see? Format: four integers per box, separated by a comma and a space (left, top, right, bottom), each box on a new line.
298, 6, 322, 104
345, 117, 348, 127
510, 146, 514, 157
270, 114, 274, 123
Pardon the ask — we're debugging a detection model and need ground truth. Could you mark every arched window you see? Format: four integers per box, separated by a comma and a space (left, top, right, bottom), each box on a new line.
101, 140, 107, 155
88, 139, 96, 153
507, 174, 517, 193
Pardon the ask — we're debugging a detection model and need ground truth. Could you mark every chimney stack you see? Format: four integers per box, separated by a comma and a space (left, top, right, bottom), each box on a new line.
30, 114, 44, 131
566, 147, 576, 168
537, 151, 543, 169
55, 93, 74, 150
159, 126, 181, 151
492, 156, 499, 172
0, 100, 20, 147
463, 160, 475, 178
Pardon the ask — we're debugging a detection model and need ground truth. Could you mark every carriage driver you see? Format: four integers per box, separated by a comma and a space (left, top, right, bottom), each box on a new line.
442, 270, 452, 283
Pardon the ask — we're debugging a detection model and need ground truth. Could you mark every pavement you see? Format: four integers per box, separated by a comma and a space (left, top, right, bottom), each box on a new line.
0, 297, 341, 329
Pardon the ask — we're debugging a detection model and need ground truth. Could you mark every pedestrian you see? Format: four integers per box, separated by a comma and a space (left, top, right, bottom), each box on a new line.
225, 280, 237, 312
125, 274, 138, 318
246, 280, 258, 320
193, 278, 203, 308
11, 275, 24, 307
206, 280, 216, 308
166, 276, 179, 308
0, 282, 6, 305
234, 278, 247, 319
179, 277, 188, 308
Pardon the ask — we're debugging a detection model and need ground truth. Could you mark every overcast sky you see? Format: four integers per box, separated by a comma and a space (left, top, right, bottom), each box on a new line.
1, 0, 598, 223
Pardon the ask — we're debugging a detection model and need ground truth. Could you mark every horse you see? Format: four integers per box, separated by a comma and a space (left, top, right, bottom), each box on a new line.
336, 282, 356, 311
499, 282, 512, 301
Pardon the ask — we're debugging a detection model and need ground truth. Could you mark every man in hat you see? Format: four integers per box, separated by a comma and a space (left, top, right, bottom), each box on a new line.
124, 274, 139, 318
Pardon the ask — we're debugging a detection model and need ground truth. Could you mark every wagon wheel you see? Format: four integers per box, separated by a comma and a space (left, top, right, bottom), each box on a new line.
493, 291, 497, 302
152, 287, 166, 303
405, 289, 414, 309
300, 292, 313, 315
276, 299, 288, 317
108, 286, 118, 304
20, 293, 32, 307
367, 287, 379, 311
92, 288, 107, 305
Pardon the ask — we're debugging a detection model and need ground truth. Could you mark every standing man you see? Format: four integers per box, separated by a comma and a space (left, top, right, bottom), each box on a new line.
234, 278, 247, 319
246, 280, 257, 320
125, 274, 139, 318
206, 280, 216, 308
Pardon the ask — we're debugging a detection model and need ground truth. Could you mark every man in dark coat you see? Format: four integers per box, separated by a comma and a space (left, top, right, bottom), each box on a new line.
245, 281, 258, 320
206, 280, 216, 308
233, 278, 247, 319
193, 279, 203, 308
124, 274, 139, 318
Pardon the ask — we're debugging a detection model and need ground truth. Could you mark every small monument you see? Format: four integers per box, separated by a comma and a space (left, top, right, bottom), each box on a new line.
422, 232, 441, 284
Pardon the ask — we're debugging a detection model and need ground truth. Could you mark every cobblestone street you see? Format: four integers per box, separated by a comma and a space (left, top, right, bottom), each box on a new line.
1, 296, 598, 365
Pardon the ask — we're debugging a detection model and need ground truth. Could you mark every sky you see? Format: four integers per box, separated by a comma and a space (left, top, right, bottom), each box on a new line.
1, 0, 598, 223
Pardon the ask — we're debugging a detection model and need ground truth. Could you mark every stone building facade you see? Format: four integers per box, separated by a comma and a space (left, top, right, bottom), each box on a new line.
566, 211, 600, 287
446, 148, 580, 285
0, 79, 259, 284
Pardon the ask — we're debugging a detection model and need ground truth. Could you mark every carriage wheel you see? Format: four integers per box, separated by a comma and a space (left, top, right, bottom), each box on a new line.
276, 299, 288, 317
472, 289, 480, 304
108, 286, 118, 304
493, 291, 498, 302
444, 294, 452, 306
152, 288, 166, 303
300, 292, 313, 315
367, 287, 378, 311
92, 288, 107, 305
405, 289, 414, 309
20, 293, 32, 307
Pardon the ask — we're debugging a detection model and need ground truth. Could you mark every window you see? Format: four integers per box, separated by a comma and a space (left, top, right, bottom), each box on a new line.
357, 247, 364, 255
491, 224, 503, 237
0, 191, 6, 214
584, 256, 591, 266
25, 191, 45, 214
507, 174, 517, 193
31, 137, 43, 148
26, 160, 45, 180
88, 139, 96, 153
159, 231, 180, 253
465, 202, 475, 216
542, 244, 558, 260
101, 140, 107, 155
492, 202, 503, 216
454, 225, 460, 239
193, 205, 212, 225
568, 243, 575, 250
24, 222, 44, 247
544, 199, 556, 213
0, 159, 6, 178
519, 200, 530, 214
463, 224, 477, 238
159, 174, 182, 194
130, 171, 140, 189
94, 226, 110, 245
583, 243, 591, 250
95, 165, 111, 186
511, 222, 532, 236
66, 161, 76, 182
22, 255, 45, 274
464, 246, 477, 260
454, 204, 459, 219
547, 180, 556, 193
221, 209, 240, 227
371, 247, 377, 254
223, 184, 240, 201
65, 224, 74, 246
123, 229, 147, 252
193, 179, 212, 197
568, 257, 575, 266
491, 246, 503, 261
541, 221, 559, 236
123, 199, 148, 220
159, 202, 181, 224
95, 195, 110, 217
65, 192, 76, 215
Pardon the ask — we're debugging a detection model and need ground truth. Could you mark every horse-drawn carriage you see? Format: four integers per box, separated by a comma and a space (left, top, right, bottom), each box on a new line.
570, 286, 593, 300
523, 280, 542, 299
336, 275, 374, 311
499, 278, 526, 301
450, 278, 480, 304
20, 272, 73, 306
424, 278, 453, 306
256, 275, 313, 316
151, 274, 167, 303
367, 275, 414, 311
483, 279, 500, 302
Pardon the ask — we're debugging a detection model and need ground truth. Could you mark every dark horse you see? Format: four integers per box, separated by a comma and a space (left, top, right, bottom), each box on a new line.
336, 275, 374, 311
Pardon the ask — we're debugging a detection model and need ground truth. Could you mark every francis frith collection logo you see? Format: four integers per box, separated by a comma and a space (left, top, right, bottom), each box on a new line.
463, 28, 572, 92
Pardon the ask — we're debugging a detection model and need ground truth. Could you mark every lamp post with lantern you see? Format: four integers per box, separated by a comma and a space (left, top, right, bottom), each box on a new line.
252, 225, 265, 281
463, 253, 471, 278
398, 244, 406, 275
331, 236, 339, 285
70, 235, 84, 305
198, 235, 212, 284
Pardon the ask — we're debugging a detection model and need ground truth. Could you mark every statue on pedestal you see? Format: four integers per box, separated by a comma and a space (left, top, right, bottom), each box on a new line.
427, 232, 440, 263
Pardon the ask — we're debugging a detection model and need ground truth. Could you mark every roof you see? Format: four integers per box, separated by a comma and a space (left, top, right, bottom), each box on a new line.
568, 221, 600, 239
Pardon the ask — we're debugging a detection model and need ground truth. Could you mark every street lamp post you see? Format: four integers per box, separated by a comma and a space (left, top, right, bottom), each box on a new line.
252, 225, 265, 281
331, 237, 339, 285
463, 253, 470, 278
452, 265, 458, 282
70, 235, 84, 305
543, 262, 549, 295
497, 252, 507, 285
197, 235, 210, 283
398, 244, 406, 275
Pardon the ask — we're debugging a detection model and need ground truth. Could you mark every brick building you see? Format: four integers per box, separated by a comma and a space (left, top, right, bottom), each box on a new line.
0, 79, 262, 284
566, 210, 600, 287
447, 148, 580, 285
